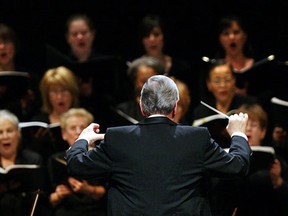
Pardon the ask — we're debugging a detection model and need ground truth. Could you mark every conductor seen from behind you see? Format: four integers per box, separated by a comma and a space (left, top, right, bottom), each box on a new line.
66, 75, 251, 216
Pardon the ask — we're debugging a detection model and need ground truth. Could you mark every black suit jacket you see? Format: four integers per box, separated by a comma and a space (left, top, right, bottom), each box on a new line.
66, 117, 251, 216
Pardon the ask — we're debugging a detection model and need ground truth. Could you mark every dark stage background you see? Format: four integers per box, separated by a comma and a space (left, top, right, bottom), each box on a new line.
0, 0, 288, 74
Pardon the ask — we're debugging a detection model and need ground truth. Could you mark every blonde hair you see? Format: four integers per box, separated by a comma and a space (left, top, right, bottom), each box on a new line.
237, 103, 268, 129
60, 108, 94, 130
40, 66, 79, 113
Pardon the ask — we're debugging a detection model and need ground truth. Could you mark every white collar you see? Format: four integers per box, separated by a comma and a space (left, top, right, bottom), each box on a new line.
148, 114, 165, 118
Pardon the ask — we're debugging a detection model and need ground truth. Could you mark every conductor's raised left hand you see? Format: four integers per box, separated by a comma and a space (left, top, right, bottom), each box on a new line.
76, 123, 105, 145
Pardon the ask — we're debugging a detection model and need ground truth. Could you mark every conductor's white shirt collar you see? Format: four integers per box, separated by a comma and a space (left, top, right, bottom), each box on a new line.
148, 114, 165, 118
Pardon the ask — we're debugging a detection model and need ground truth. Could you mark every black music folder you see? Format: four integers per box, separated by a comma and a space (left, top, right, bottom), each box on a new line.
45, 44, 116, 77
197, 118, 230, 148
271, 97, 288, 130
48, 153, 100, 188
0, 164, 44, 192
270, 61, 288, 101
48, 153, 69, 188
224, 146, 275, 175
19, 121, 67, 154
233, 55, 275, 99
249, 146, 275, 174
0, 71, 31, 99
192, 113, 227, 127
200, 55, 276, 102
193, 110, 237, 148
45, 44, 126, 103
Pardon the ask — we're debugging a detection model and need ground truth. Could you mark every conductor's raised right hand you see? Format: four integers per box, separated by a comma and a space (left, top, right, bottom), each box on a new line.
226, 112, 248, 136
76, 123, 105, 145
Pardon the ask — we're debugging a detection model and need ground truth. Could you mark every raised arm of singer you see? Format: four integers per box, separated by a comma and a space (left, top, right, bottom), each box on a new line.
66, 75, 251, 216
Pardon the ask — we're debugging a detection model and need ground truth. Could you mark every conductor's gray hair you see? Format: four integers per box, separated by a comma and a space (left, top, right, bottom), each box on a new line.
140, 75, 179, 116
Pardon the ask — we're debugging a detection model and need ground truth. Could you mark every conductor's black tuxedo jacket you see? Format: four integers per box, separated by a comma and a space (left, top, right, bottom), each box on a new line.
67, 116, 251, 216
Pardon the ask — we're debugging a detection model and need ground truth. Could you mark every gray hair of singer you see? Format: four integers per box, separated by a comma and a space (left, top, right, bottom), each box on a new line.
140, 75, 179, 116
127, 56, 165, 83
0, 109, 20, 130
